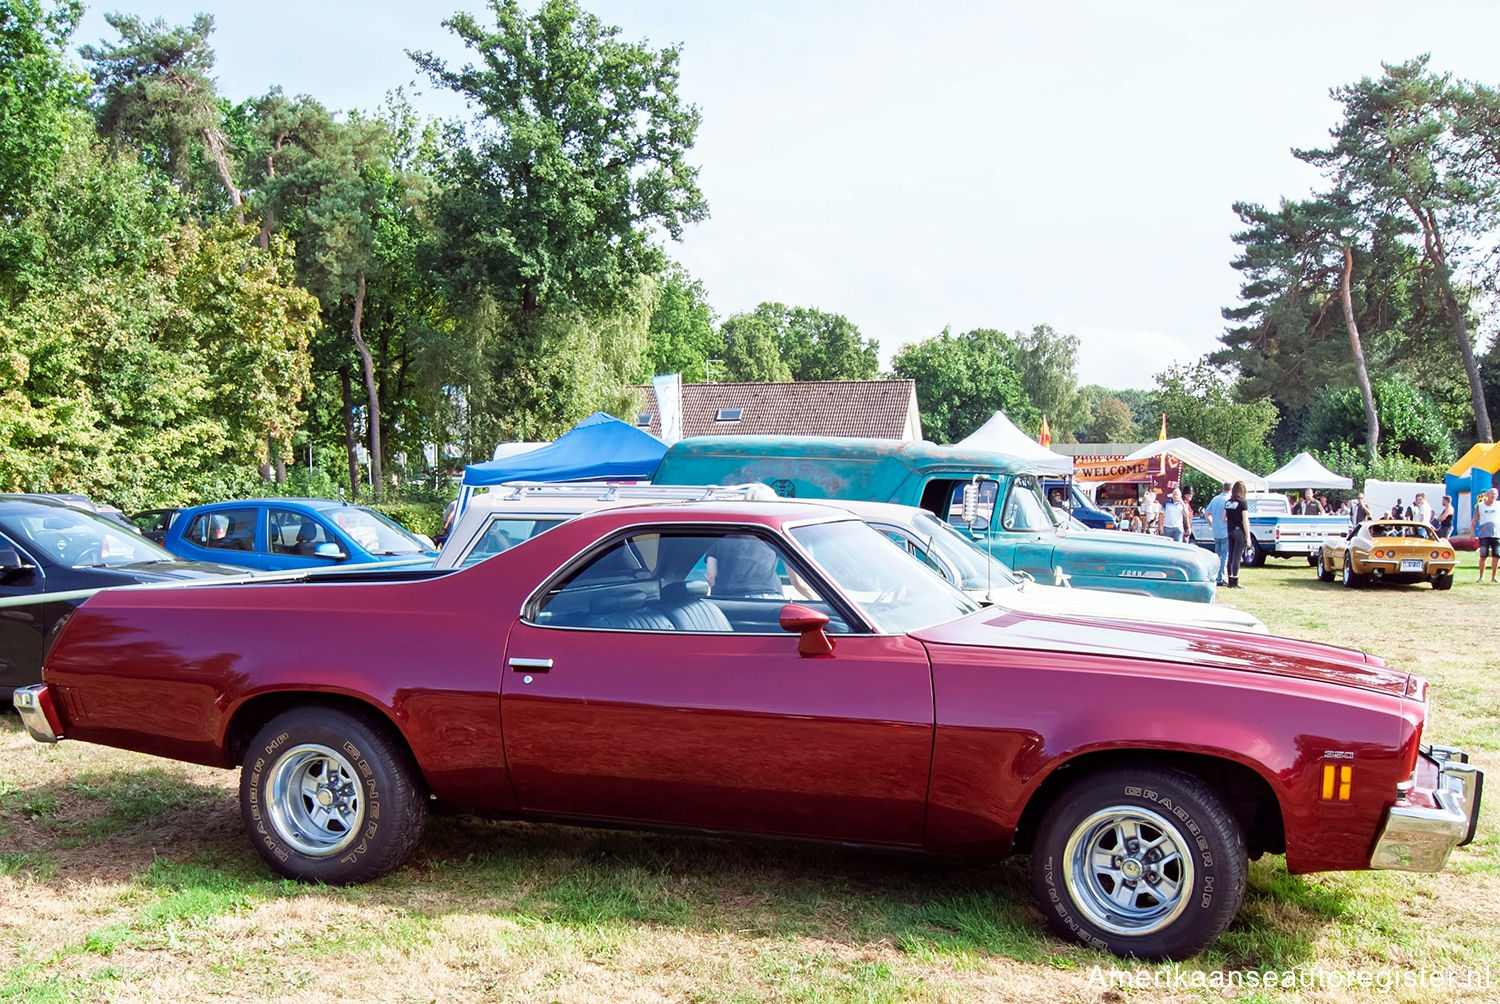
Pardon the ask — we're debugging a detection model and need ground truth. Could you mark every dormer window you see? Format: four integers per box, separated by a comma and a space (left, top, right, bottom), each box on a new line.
715, 407, 743, 423
635, 412, 652, 427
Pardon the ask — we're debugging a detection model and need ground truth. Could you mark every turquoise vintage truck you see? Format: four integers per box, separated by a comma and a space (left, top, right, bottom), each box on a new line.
653, 436, 1220, 603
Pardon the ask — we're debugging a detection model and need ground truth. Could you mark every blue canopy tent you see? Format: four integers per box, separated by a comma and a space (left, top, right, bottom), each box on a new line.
457, 412, 667, 513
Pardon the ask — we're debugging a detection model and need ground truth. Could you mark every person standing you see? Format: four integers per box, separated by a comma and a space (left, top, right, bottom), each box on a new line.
1293, 488, 1323, 515
1204, 482, 1231, 586
1436, 495, 1456, 537
1161, 489, 1187, 542
1349, 492, 1372, 527
1409, 492, 1433, 527
1475, 489, 1500, 583
1224, 481, 1251, 588
1182, 488, 1196, 541
1141, 491, 1163, 535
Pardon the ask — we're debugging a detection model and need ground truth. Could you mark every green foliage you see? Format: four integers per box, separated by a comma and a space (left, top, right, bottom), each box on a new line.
747, 303, 879, 382
80, 12, 239, 215
366, 500, 445, 539
1082, 394, 1139, 443
720, 313, 792, 383
891, 328, 1037, 444
1154, 361, 1279, 474
639, 263, 719, 382
1302, 380, 1455, 465
1010, 324, 1089, 443
0, 0, 85, 224
412, 0, 708, 315
1316, 441, 1447, 490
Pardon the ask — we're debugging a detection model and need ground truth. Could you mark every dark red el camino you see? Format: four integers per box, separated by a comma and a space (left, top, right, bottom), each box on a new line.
12, 502, 1482, 960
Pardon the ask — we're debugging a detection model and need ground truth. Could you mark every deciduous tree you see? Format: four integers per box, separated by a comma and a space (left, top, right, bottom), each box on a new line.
891, 328, 1036, 445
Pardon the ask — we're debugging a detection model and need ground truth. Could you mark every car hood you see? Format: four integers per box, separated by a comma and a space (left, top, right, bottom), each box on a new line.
912, 606, 1409, 697
1047, 529, 1219, 578
979, 583, 1267, 633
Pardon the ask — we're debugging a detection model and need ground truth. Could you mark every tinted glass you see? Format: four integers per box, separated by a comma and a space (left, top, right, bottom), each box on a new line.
0, 504, 177, 568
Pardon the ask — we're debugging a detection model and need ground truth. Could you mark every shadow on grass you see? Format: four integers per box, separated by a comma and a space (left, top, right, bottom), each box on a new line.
1, 766, 1338, 972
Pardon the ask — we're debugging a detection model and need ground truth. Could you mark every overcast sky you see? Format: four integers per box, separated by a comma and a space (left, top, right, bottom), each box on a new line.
75, 1, 1500, 389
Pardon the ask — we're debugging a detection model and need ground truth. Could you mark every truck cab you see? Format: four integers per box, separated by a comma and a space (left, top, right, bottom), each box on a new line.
654, 437, 1219, 602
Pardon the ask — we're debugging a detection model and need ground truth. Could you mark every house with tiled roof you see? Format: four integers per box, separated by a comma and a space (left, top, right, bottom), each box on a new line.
632, 380, 922, 440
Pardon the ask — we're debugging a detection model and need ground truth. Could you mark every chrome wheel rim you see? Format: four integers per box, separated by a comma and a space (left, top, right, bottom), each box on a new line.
1062, 806, 1194, 936
266, 743, 365, 857
1343, 556, 1354, 585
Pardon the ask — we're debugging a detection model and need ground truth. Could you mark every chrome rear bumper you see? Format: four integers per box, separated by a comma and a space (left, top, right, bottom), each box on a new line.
1370, 746, 1483, 872
12, 684, 61, 743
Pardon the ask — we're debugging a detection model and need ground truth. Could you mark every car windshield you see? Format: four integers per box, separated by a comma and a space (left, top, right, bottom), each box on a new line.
790, 519, 978, 633
324, 507, 429, 555
909, 511, 1021, 590
0, 505, 177, 568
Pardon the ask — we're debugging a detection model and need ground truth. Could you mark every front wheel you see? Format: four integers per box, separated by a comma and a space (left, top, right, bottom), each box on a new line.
1031, 766, 1247, 960
241, 706, 428, 884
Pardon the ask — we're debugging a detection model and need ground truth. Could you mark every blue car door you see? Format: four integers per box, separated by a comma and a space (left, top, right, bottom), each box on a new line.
173, 506, 265, 569
265, 507, 347, 569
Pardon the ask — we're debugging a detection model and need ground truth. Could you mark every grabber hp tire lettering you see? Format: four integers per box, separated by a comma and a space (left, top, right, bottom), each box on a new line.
1031, 765, 1247, 960
241, 706, 428, 884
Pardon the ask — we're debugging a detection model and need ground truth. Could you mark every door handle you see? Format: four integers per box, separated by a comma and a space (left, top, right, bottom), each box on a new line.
508, 657, 553, 672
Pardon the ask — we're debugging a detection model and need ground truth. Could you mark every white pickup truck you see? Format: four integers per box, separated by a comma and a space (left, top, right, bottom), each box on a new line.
1191, 492, 1350, 566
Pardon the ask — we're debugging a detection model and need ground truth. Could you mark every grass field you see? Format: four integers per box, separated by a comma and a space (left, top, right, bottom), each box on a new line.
1, 555, 1497, 1003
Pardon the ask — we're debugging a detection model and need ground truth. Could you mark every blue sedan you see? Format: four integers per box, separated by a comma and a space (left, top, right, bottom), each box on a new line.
162, 498, 436, 571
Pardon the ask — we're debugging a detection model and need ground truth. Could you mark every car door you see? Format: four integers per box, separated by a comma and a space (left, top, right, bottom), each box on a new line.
265, 507, 345, 569
175, 507, 266, 569
500, 527, 935, 846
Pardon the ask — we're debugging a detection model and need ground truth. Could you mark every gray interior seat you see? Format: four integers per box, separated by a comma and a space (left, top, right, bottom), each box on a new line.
661, 580, 732, 632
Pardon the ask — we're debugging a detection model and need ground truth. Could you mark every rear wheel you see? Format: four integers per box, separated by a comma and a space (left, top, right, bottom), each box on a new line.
1433, 573, 1453, 590
1341, 554, 1365, 588
241, 706, 428, 884
1317, 553, 1335, 583
1031, 766, 1247, 960
1245, 537, 1266, 567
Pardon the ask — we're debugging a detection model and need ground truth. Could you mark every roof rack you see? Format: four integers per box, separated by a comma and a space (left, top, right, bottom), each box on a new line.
493, 481, 778, 502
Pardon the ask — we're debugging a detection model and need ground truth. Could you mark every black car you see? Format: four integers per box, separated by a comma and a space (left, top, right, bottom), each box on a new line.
129, 507, 181, 543
0, 496, 250, 698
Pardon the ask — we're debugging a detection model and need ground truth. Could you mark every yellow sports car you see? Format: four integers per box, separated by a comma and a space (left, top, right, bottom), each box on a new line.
1315, 520, 1457, 590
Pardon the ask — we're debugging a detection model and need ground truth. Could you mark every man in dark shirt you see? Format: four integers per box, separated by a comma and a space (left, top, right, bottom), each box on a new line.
1293, 489, 1323, 515
705, 534, 783, 598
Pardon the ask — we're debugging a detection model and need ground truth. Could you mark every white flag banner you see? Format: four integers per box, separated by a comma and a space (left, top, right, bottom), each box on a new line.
652, 372, 683, 445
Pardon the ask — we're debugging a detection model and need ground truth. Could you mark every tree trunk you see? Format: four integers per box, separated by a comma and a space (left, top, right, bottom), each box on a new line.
1434, 264, 1492, 441
351, 269, 383, 497
201, 124, 244, 226
257, 135, 286, 250
259, 434, 273, 481
1341, 247, 1380, 461
1406, 198, 1493, 441
341, 368, 360, 500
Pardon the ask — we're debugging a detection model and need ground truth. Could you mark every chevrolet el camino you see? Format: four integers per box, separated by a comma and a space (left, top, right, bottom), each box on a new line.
13, 502, 1482, 960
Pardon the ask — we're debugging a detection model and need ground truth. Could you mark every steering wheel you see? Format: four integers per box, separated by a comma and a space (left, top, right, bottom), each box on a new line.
68, 544, 103, 566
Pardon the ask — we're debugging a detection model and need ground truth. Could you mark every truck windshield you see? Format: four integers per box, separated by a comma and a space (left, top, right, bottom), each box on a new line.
1001, 476, 1058, 533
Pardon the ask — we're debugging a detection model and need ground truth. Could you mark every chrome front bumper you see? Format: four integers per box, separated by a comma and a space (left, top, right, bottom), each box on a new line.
12, 684, 61, 743
1370, 746, 1484, 872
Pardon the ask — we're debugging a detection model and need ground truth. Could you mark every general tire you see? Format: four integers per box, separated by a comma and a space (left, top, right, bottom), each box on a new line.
1031, 765, 1247, 961
240, 706, 428, 884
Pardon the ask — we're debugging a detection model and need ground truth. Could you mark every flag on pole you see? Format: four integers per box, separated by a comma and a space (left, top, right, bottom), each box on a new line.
1038, 415, 1052, 448
1158, 412, 1168, 441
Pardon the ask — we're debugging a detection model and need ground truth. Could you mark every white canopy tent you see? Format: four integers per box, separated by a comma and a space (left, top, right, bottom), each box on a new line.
956, 412, 1074, 476
1265, 452, 1353, 491
1122, 438, 1268, 492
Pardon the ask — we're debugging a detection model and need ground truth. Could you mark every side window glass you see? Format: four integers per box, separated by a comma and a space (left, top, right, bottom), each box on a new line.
533, 531, 849, 634
462, 517, 565, 567
1000, 483, 1051, 532
939, 480, 996, 531
270, 509, 330, 556
187, 508, 257, 552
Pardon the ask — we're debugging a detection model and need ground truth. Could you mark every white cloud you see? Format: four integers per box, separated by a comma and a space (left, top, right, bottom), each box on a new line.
1071, 326, 1200, 392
